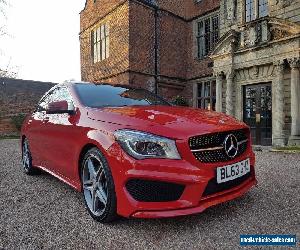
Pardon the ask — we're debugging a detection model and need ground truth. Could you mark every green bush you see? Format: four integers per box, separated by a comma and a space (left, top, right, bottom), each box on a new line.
172, 95, 189, 107
11, 113, 27, 131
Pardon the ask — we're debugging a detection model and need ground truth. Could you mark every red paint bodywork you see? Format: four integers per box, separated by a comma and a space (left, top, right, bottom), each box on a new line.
21, 83, 257, 219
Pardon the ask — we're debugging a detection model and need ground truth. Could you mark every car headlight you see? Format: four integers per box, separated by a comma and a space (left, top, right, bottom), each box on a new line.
114, 129, 181, 160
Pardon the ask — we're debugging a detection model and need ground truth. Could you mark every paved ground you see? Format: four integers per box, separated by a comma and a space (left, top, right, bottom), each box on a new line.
0, 139, 299, 250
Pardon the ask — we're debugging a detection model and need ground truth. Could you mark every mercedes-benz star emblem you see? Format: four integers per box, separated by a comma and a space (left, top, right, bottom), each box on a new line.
224, 134, 238, 158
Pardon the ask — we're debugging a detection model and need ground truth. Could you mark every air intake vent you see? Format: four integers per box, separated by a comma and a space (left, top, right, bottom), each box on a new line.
126, 179, 185, 202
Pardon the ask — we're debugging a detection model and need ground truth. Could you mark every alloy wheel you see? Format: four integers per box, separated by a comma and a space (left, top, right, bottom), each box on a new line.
22, 140, 31, 171
82, 154, 108, 217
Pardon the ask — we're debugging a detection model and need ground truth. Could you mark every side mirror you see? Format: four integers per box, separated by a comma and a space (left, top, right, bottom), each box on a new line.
46, 100, 75, 115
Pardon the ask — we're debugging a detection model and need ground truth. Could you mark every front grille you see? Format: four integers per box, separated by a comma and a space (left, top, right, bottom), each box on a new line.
126, 179, 185, 202
189, 129, 249, 163
202, 170, 252, 197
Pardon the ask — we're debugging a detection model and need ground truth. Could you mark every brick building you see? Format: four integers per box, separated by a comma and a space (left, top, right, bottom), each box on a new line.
80, 0, 300, 146
80, 0, 219, 104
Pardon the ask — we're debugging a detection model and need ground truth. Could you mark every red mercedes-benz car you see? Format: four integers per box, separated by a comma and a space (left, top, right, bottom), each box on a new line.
21, 82, 257, 222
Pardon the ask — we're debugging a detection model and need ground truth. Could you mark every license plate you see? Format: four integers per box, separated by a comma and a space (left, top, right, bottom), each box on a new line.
216, 158, 250, 184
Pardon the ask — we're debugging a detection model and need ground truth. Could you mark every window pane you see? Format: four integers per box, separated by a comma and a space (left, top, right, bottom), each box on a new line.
258, 0, 268, 18
197, 21, 204, 36
94, 42, 98, 63
97, 27, 101, 42
197, 21, 205, 58
106, 36, 110, 59
105, 23, 109, 36
204, 99, 211, 110
204, 82, 210, 97
211, 97, 216, 111
198, 99, 202, 109
245, 0, 255, 22
197, 83, 202, 97
198, 36, 205, 58
101, 39, 106, 60
204, 19, 211, 55
100, 25, 105, 39
212, 16, 219, 46
97, 42, 101, 62
93, 30, 96, 43
211, 81, 216, 96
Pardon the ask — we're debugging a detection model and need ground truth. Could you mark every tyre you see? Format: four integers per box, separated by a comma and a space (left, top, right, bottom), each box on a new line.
81, 147, 118, 223
22, 138, 39, 175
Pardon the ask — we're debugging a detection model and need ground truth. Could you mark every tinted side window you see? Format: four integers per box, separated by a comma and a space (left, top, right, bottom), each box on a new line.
36, 87, 73, 112
36, 90, 58, 112
54, 87, 73, 103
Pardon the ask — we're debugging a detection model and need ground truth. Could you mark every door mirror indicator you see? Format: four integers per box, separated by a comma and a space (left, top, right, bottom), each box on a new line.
46, 101, 75, 115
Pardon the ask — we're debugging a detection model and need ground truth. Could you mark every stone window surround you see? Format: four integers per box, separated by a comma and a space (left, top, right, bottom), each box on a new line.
193, 10, 220, 60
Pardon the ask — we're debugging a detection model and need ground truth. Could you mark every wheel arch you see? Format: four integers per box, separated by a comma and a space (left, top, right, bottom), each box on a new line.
21, 135, 26, 155
78, 143, 98, 184
21, 134, 26, 144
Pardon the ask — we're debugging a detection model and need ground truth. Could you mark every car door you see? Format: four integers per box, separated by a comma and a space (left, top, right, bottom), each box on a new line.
42, 87, 80, 180
26, 90, 55, 167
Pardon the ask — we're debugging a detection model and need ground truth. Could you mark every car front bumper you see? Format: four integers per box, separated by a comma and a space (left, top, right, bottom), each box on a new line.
106, 142, 257, 218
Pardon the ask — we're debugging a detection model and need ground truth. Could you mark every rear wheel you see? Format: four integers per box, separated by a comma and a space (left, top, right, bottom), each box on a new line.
81, 148, 118, 223
22, 138, 39, 175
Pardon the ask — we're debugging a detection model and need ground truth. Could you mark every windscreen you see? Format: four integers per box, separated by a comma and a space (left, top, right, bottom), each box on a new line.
75, 84, 170, 108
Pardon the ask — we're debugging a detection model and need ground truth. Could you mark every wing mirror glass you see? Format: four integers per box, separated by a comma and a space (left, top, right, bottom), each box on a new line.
46, 100, 75, 115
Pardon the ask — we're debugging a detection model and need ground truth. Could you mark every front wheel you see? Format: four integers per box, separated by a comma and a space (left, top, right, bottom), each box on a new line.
81, 148, 118, 223
22, 138, 39, 175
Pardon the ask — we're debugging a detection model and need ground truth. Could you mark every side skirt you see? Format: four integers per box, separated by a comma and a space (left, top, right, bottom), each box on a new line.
35, 165, 82, 192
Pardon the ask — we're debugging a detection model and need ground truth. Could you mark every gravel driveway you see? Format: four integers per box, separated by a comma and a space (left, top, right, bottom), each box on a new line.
0, 139, 299, 249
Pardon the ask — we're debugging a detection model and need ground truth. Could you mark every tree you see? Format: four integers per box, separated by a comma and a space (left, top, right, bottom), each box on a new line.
0, 69, 17, 78
0, 0, 17, 78
0, 0, 8, 36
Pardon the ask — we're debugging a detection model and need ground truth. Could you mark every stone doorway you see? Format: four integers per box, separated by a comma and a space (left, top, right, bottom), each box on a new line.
243, 83, 272, 146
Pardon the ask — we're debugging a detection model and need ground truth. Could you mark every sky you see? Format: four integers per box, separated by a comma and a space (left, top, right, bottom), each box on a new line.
0, 0, 86, 83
